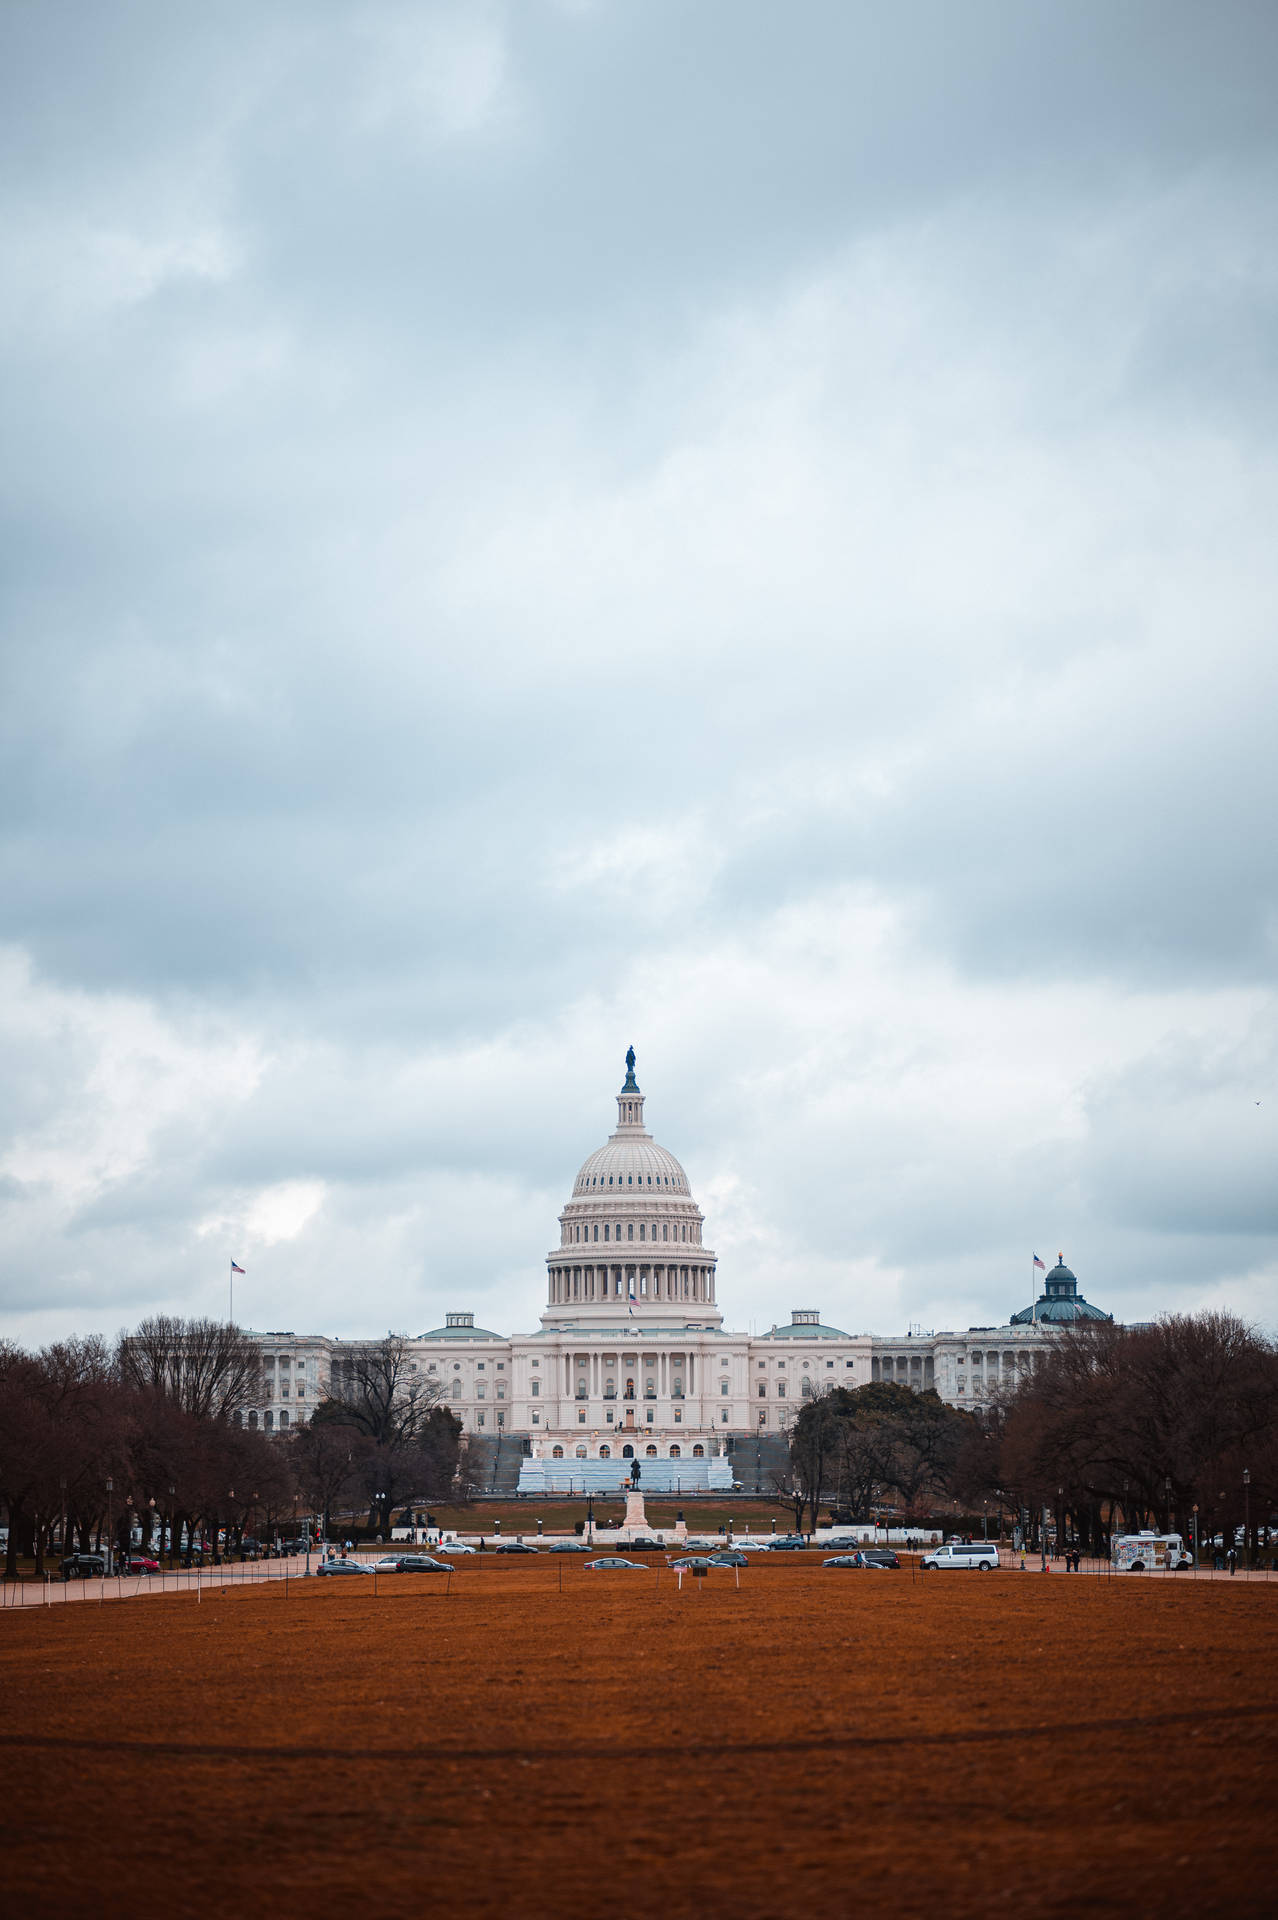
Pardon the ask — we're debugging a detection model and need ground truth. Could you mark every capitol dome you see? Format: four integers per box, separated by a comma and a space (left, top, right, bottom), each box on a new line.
543, 1049, 719, 1328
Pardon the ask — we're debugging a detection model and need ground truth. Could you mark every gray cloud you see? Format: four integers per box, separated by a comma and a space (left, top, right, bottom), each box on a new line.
2, 1, 1276, 1345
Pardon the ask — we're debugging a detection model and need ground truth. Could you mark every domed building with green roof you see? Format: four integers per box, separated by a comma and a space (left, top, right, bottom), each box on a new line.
1011, 1258, 1112, 1327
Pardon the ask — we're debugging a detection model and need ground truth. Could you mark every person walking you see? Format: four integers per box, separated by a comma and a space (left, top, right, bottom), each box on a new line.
1228, 1546, 1237, 1576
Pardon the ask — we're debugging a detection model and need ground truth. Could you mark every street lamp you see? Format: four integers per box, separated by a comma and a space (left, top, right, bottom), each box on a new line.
105, 1476, 114, 1577
168, 1484, 177, 1565
1192, 1503, 1199, 1566
59, 1477, 67, 1558
1164, 1474, 1172, 1536
1057, 1488, 1064, 1562
1243, 1469, 1251, 1569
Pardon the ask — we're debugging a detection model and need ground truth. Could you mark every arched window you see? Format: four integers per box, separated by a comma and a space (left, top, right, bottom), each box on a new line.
279, 1410, 289, 1428
599, 1445, 611, 1459
668, 1445, 681, 1458
645, 1444, 657, 1457
451, 1380, 462, 1398
264, 1411, 274, 1430
575, 1444, 587, 1458
692, 1444, 705, 1458
622, 1444, 634, 1458
551, 1446, 564, 1460
248, 1410, 258, 1430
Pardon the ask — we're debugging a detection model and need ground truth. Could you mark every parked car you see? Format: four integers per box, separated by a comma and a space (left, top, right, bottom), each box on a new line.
374, 1555, 407, 1572
710, 1551, 748, 1567
668, 1555, 714, 1570
583, 1557, 646, 1571
856, 1548, 900, 1569
767, 1535, 808, 1551
394, 1555, 450, 1573
547, 1540, 589, 1553
60, 1552, 106, 1579
823, 1556, 861, 1569
495, 1542, 539, 1554
315, 1557, 374, 1576
434, 1541, 477, 1555
126, 1554, 160, 1575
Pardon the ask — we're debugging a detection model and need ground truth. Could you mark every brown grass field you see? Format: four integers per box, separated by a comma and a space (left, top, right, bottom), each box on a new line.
2, 1559, 1276, 1918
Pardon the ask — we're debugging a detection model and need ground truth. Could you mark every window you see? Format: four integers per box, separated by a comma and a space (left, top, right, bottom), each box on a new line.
552, 1446, 564, 1459
720, 1380, 729, 1394
451, 1382, 461, 1399
622, 1444, 634, 1458
497, 1361, 505, 1371
758, 1361, 766, 1369
576, 1378, 588, 1398
531, 1379, 540, 1396
720, 1410, 728, 1424
777, 1381, 786, 1397
604, 1225, 610, 1241
693, 1444, 705, 1457
264, 1411, 274, 1430
248, 1410, 258, 1429
497, 1385, 506, 1400
575, 1444, 587, 1458
477, 1382, 486, 1399
279, 1410, 289, 1428
645, 1444, 657, 1457
758, 1381, 767, 1397
827, 1360, 834, 1368
531, 1359, 539, 1368
669, 1445, 681, 1458
477, 1413, 485, 1427
281, 1384, 289, 1398
646, 1409, 654, 1423
758, 1411, 766, 1426
599, 1444, 611, 1458
606, 1409, 614, 1422
532, 1412, 540, 1424
297, 1384, 306, 1398
477, 1361, 485, 1371
627, 1223, 634, 1241
673, 1408, 682, 1423
578, 1410, 587, 1424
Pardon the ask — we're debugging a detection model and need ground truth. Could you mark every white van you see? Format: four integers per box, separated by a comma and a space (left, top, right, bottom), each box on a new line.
920, 1541, 1000, 1572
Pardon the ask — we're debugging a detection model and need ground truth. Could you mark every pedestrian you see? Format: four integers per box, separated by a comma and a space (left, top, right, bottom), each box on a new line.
1228, 1547, 1237, 1576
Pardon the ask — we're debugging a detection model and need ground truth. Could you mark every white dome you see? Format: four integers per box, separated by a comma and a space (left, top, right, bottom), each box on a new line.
572, 1139, 690, 1197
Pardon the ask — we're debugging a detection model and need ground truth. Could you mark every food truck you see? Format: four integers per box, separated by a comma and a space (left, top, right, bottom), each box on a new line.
1111, 1530, 1193, 1572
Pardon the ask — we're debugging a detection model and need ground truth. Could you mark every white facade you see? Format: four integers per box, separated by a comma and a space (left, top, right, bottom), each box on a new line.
242, 1055, 1068, 1462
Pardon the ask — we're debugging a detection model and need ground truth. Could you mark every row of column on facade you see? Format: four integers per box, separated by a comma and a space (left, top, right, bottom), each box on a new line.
547, 1264, 716, 1304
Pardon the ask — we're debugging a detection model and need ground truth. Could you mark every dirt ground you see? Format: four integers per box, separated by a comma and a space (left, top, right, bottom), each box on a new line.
2, 1559, 1275, 1918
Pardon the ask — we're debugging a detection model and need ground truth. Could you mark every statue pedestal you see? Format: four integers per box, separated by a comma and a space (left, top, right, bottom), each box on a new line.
623, 1488, 648, 1533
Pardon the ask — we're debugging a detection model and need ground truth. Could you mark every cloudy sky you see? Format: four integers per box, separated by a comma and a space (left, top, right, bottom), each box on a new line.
3, 1, 1276, 1352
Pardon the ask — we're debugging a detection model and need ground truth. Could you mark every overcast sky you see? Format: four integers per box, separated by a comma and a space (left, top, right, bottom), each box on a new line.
2, 1, 1276, 1352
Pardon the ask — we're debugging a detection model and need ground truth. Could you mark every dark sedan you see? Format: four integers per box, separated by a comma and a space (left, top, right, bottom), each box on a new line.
394, 1555, 450, 1573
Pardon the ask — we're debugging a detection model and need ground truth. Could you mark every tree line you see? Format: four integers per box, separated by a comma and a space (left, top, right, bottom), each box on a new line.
785, 1311, 1278, 1553
0, 1320, 461, 1578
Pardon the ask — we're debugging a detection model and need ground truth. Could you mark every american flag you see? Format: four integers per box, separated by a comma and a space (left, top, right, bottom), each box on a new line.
1032, 1254, 1045, 1270
231, 1260, 246, 1274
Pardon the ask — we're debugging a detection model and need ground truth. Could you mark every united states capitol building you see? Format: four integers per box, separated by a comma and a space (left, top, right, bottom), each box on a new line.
245, 1053, 1110, 1492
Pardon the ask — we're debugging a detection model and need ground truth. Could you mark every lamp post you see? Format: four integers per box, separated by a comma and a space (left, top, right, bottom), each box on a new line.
1192, 1502, 1199, 1567
168, 1484, 176, 1566
59, 1477, 67, 1558
105, 1476, 114, 1576
1057, 1487, 1064, 1561
1164, 1474, 1172, 1537
1243, 1469, 1251, 1569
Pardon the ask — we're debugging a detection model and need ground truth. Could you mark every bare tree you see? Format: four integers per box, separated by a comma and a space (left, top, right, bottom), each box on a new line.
119, 1315, 262, 1421
318, 1335, 443, 1446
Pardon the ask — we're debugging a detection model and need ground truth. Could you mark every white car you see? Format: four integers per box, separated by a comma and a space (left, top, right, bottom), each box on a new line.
434, 1541, 477, 1555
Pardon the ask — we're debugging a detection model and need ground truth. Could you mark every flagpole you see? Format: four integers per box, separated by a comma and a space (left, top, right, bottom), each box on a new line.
230, 1261, 233, 1326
